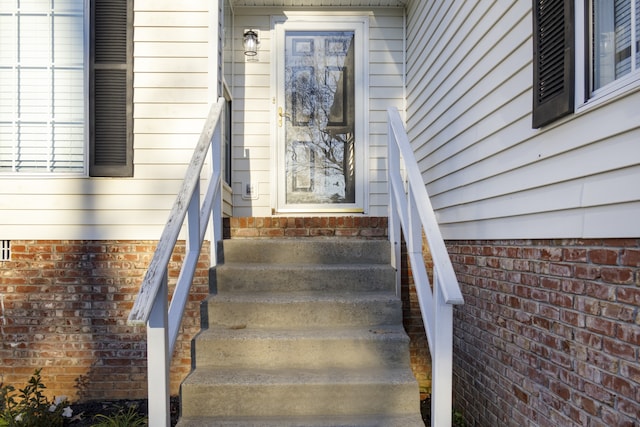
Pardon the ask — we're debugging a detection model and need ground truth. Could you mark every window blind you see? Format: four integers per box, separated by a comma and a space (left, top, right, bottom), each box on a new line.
0, 0, 86, 173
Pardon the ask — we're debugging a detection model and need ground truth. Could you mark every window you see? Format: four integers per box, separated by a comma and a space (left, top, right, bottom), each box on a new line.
532, 0, 640, 128
0, 0, 86, 173
0, 0, 132, 176
591, 0, 640, 92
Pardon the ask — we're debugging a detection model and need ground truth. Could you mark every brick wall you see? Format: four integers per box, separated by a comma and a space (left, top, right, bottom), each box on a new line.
0, 219, 435, 404
448, 239, 640, 426
228, 216, 388, 238
0, 240, 210, 402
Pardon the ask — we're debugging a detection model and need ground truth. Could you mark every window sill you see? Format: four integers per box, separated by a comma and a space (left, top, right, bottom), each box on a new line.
576, 72, 640, 114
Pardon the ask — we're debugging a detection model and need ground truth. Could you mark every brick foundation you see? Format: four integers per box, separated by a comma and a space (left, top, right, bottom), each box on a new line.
448, 239, 640, 426
0, 218, 434, 404
0, 240, 210, 402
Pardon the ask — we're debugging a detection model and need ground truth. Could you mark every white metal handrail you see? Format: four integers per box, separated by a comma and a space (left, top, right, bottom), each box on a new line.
127, 97, 226, 427
387, 107, 464, 427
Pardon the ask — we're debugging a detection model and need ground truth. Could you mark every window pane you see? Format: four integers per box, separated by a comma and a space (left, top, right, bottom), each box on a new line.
593, 0, 617, 89
615, 0, 632, 77
593, 0, 639, 90
0, 1, 86, 174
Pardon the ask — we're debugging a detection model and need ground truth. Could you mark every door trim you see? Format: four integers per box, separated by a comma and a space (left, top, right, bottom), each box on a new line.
270, 14, 369, 214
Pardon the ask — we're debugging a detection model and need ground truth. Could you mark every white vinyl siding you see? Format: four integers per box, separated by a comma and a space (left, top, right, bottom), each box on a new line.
406, 0, 640, 239
0, 0, 86, 174
0, 0, 214, 240
231, 7, 404, 216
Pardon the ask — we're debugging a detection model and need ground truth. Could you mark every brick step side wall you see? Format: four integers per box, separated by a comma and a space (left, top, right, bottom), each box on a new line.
228, 216, 389, 239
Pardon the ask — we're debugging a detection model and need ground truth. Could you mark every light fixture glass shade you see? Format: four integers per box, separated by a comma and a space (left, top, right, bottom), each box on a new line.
243, 30, 258, 56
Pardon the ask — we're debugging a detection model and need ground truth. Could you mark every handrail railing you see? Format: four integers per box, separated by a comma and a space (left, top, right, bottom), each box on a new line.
387, 107, 464, 427
128, 97, 226, 427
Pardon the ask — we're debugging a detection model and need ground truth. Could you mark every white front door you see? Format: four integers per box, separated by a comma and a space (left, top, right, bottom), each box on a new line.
274, 17, 367, 213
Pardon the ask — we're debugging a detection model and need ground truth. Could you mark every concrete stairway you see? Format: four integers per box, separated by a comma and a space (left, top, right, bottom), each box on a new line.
177, 238, 423, 426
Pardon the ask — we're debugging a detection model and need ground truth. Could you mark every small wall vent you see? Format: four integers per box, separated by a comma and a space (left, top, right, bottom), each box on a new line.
0, 241, 10, 261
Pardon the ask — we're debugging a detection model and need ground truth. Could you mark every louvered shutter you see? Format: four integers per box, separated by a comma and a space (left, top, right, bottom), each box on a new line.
90, 0, 132, 177
532, 0, 575, 128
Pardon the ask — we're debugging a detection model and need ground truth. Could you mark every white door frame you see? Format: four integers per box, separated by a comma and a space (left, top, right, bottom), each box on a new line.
270, 14, 369, 214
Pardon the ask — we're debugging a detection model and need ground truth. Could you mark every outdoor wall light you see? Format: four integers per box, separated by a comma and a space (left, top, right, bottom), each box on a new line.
243, 30, 259, 56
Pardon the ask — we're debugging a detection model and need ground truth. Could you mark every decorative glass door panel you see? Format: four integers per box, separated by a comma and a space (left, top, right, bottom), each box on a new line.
277, 27, 363, 212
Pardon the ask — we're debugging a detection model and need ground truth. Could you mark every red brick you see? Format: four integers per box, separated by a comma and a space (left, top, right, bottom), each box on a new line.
540, 247, 563, 261
585, 315, 616, 335
549, 262, 573, 277
549, 291, 572, 308
620, 249, 640, 267
617, 396, 640, 421
584, 282, 615, 300
600, 373, 635, 401
541, 276, 561, 290
617, 287, 640, 304
588, 248, 618, 265
602, 337, 636, 361
564, 248, 587, 262
600, 267, 634, 284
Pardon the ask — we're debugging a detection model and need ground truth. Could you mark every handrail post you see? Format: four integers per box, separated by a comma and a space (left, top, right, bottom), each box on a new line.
387, 123, 401, 297
432, 272, 454, 427
211, 119, 223, 267
147, 270, 170, 427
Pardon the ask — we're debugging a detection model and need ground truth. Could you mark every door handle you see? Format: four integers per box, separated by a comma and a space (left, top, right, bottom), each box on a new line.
278, 107, 291, 127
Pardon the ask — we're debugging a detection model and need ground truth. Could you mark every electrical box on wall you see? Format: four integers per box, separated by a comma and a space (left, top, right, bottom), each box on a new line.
242, 183, 259, 200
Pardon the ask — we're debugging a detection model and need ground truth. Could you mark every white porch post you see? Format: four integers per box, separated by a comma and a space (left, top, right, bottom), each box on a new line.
147, 270, 171, 427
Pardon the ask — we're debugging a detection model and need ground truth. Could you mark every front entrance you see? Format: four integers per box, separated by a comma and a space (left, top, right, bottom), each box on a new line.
274, 17, 367, 213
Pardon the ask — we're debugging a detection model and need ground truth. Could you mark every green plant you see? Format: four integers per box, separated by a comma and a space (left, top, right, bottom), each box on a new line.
90, 405, 147, 427
0, 369, 73, 427
452, 408, 466, 427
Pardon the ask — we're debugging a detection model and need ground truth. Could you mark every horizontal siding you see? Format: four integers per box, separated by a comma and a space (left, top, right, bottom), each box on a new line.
229, 10, 272, 216
406, 0, 640, 239
232, 8, 404, 217
0, 1, 215, 240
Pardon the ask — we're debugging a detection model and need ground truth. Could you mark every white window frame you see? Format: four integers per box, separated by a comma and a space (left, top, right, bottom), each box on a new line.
0, 0, 89, 177
575, 0, 640, 111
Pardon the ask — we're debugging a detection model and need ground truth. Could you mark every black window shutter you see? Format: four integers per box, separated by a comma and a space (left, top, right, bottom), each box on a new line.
532, 0, 575, 128
90, 0, 133, 177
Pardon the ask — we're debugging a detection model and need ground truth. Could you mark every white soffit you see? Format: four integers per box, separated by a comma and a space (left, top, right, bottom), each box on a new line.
231, 0, 406, 7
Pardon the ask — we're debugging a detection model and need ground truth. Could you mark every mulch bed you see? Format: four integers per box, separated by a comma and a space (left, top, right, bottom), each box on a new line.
68, 397, 428, 426
67, 397, 179, 426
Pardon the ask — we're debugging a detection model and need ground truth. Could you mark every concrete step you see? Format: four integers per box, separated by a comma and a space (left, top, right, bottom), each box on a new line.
176, 414, 425, 427
193, 325, 410, 369
213, 263, 396, 293
180, 367, 420, 418
220, 239, 391, 265
179, 236, 422, 425
204, 292, 402, 329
